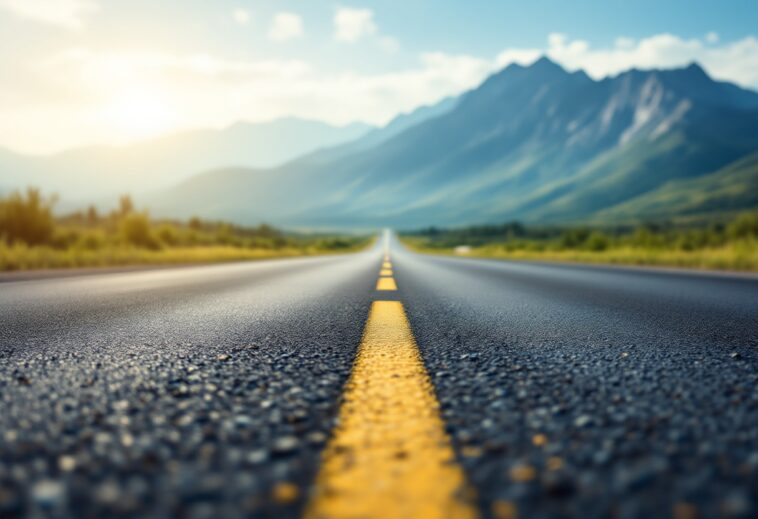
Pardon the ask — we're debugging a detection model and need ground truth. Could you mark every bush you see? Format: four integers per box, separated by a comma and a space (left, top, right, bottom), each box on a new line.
51, 229, 81, 249
318, 238, 352, 250
117, 195, 134, 217
215, 223, 236, 246
727, 211, 758, 240
119, 213, 160, 249
628, 227, 664, 248
157, 224, 179, 246
86, 205, 99, 225
585, 231, 610, 251
189, 216, 203, 231
77, 232, 105, 251
558, 228, 590, 249
0, 188, 56, 245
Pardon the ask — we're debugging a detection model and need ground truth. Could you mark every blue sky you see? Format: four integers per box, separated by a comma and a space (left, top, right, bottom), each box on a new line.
1, 0, 757, 153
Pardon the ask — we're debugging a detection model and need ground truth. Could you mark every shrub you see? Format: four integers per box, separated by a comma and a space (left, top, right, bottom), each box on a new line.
51, 229, 81, 249
215, 223, 235, 245
77, 232, 105, 251
86, 205, 99, 225
558, 228, 590, 249
0, 188, 56, 245
157, 224, 179, 246
119, 212, 160, 249
628, 227, 665, 248
727, 211, 758, 240
319, 238, 352, 250
585, 231, 610, 251
117, 195, 134, 217
189, 216, 203, 231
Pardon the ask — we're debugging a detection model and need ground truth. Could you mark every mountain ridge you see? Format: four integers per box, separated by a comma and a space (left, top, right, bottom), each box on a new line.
153, 57, 758, 228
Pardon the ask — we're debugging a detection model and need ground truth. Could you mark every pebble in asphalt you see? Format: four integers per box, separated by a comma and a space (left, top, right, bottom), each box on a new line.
1, 246, 758, 518
395, 251, 758, 519
0, 256, 375, 518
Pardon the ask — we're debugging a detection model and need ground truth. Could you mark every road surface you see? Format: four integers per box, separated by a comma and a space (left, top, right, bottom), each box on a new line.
1, 235, 756, 518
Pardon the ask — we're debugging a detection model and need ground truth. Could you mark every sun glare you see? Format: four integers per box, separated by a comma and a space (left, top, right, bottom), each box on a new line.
102, 87, 174, 141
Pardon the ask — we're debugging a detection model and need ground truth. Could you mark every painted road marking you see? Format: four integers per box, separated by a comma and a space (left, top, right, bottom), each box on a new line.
382, 262, 392, 269
379, 269, 393, 276
376, 277, 397, 291
306, 301, 477, 519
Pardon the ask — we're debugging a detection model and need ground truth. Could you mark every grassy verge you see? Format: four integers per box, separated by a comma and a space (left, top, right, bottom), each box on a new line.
401, 209, 758, 273
0, 189, 369, 272
402, 237, 758, 271
0, 242, 368, 271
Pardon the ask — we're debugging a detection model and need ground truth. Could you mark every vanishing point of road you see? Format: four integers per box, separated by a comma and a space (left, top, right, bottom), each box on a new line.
1, 233, 757, 518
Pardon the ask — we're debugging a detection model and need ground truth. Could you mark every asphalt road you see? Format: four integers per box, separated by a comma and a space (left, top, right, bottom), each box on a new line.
1, 237, 757, 518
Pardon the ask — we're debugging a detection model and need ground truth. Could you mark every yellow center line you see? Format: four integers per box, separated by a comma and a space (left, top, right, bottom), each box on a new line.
306, 301, 477, 519
376, 277, 397, 291
382, 263, 392, 270
379, 269, 393, 276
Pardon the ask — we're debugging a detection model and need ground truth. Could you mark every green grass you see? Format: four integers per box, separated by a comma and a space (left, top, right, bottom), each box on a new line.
402, 237, 758, 272
402, 210, 758, 272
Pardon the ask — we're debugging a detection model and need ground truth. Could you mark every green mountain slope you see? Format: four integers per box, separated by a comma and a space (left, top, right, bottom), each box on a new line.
594, 152, 758, 222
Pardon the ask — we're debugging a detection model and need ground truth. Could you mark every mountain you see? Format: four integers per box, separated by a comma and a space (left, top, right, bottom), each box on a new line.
154, 58, 758, 228
594, 151, 758, 222
271, 95, 459, 167
0, 118, 372, 202
352, 96, 459, 150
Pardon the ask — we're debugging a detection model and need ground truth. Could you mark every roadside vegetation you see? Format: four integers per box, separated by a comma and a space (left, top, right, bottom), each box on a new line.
402, 211, 758, 271
0, 189, 368, 271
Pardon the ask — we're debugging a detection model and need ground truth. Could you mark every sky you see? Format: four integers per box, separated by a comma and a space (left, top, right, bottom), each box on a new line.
1, 0, 757, 154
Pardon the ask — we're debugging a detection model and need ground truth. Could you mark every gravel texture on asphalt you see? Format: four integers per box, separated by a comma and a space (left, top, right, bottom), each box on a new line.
393, 244, 758, 519
1, 239, 757, 519
0, 255, 376, 518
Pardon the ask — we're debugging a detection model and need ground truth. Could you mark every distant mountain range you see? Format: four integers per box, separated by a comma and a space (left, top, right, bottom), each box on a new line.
150, 57, 758, 228
0, 118, 372, 203
3, 57, 758, 228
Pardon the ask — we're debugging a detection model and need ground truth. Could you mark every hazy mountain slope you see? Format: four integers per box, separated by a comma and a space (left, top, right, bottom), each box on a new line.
352, 96, 459, 150
0, 148, 28, 195
154, 58, 758, 228
278, 95, 460, 168
150, 94, 464, 221
0, 118, 371, 201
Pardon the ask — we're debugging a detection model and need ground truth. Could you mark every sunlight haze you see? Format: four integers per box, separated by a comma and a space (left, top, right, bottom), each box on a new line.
1, 0, 757, 154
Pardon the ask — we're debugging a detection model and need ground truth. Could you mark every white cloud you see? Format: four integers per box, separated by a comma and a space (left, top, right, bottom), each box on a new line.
6, 46, 488, 152
547, 33, 567, 48
379, 36, 400, 53
0, 0, 98, 29
3, 32, 758, 153
268, 12, 303, 42
484, 33, 758, 91
701, 36, 758, 90
334, 7, 376, 42
535, 32, 758, 88
232, 8, 250, 26
706, 31, 719, 44
43, 48, 311, 85
333, 7, 399, 52
614, 37, 635, 49
494, 48, 542, 68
